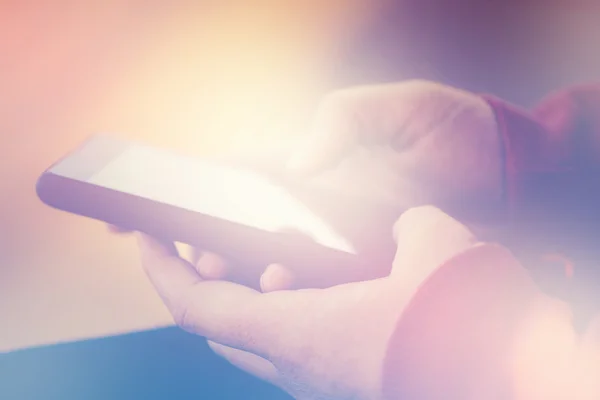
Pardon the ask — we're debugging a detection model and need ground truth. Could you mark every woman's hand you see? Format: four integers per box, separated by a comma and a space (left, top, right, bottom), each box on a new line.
136, 207, 542, 399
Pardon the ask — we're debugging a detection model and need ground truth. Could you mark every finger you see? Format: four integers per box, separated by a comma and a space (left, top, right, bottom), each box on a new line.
194, 251, 229, 280
391, 206, 477, 283
136, 233, 200, 308
260, 264, 295, 292
207, 341, 280, 385
136, 233, 277, 356
190, 247, 203, 265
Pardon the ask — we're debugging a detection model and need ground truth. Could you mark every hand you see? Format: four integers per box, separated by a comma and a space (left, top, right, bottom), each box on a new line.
287, 80, 502, 209
135, 207, 535, 399
190, 80, 504, 290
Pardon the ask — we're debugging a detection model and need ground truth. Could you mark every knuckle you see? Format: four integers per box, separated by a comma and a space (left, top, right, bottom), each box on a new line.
397, 79, 445, 96
394, 206, 454, 241
396, 79, 467, 106
170, 285, 201, 333
397, 205, 443, 226
171, 302, 192, 332
394, 206, 476, 248
401, 78, 439, 90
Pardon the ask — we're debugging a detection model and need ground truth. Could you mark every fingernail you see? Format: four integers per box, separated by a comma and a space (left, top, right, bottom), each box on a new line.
195, 252, 228, 280
259, 272, 267, 292
261, 264, 294, 292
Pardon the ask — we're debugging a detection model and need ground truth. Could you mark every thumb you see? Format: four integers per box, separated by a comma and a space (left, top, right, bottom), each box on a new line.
391, 206, 478, 284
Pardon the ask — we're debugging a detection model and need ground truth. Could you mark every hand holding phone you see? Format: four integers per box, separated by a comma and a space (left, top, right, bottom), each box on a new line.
37, 136, 399, 289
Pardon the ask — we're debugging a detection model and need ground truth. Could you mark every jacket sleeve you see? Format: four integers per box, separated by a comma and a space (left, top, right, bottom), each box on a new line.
483, 87, 600, 242
381, 244, 575, 399
381, 87, 600, 400
482, 92, 600, 309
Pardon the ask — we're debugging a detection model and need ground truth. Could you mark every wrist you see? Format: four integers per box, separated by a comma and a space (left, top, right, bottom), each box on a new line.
508, 294, 579, 399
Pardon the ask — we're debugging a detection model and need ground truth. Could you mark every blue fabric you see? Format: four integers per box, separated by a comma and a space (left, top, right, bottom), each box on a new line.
1, 327, 290, 400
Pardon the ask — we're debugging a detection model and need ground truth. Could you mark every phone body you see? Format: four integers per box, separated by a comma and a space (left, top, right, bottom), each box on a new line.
37, 136, 398, 288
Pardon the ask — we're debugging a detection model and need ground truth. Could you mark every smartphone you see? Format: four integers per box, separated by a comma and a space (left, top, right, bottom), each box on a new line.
37, 136, 398, 288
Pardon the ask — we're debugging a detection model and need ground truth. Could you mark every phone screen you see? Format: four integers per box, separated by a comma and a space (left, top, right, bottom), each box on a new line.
56, 142, 354, 254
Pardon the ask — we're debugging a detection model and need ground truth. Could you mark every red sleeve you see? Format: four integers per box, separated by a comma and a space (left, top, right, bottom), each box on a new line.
482, 94, 580, 222
380, 90, 600, 399
483, 92, 600, 318
484, 95, 600, 245
382, 244, 542, 399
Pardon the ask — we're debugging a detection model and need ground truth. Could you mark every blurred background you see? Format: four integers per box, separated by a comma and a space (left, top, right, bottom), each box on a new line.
1, 0, 600, 398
